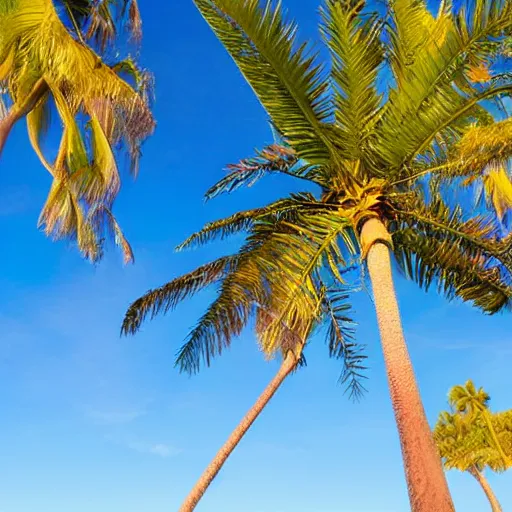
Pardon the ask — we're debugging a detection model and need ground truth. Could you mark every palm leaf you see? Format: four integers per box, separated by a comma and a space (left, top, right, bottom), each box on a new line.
193, 0, 333, 164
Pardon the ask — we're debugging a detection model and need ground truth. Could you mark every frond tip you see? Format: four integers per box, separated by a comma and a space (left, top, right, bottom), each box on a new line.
121, 256, 238, 335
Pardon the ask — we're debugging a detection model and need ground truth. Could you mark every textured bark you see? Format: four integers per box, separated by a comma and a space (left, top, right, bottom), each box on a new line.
469, 468, 503, 512
361, 218, 455, 512
178, 351, 297, 512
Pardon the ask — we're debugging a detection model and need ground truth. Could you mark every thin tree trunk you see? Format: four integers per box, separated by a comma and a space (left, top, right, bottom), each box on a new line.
469, 467, 503, 512
178, 351, 298, 512
0, 79, 48, 159
361, 218, 455, 512
0, 109, 16, 157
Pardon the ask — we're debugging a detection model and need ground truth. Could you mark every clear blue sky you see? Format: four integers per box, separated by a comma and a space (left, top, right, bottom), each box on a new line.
1, 1, 511, 511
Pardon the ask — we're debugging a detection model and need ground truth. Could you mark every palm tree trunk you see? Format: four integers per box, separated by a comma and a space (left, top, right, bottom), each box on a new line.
361, 218, 455, 512
178, 351, 298, 512
0, 109, 16, 157
469, 467, 502, 512
0, 79, 48, 158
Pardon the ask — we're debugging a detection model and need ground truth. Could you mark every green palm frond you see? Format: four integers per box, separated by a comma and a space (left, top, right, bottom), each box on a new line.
321, 287, 366, 400
193, 0, 333, 164
177, 194, 332, 251
376, 0, 512, 174
393, 228, 512, 314
319, 0, 384, 167
122, 255, 239, 335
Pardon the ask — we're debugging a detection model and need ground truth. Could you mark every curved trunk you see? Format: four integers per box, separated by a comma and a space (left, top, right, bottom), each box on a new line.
179, 351, 298, 512
361, 218, 454, 512
0, 79, 48, 158
469, 467, 502, 512
0, 109, 17, 157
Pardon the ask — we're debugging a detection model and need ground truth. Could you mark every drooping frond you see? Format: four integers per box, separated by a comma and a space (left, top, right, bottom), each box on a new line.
122, 255, 239, 335
193, 0, 333, 164
321, 287, 366, 400
393, 198, 512, 313
174, 209, 357, 373
0, 0, 155, 261
62, 0, 143, 51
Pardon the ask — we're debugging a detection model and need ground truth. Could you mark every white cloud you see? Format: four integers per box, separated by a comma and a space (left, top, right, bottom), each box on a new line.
148, 444, 177, 458
126, 440, 181, 458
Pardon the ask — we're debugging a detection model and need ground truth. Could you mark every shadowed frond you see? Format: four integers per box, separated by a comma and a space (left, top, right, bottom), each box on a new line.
177, 194, 332, 251
321, 287, 366, 400
205, 143, 303, 199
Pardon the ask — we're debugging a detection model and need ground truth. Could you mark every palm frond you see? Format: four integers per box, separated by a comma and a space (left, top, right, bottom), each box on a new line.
321, 287, 366, 400
0, 0, 154, 261
375, 0, 512, 173
177, 194, 331, 251
122, 255, 238, 336
193, 0, 333, 164
205, 143, 309, 199
319, 0, 384, 167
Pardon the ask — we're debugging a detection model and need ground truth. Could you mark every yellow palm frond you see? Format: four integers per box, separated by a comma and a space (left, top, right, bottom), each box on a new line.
0, 0, 155, 261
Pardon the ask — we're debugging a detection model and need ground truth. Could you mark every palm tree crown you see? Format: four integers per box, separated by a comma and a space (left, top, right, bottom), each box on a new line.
124, 0, 512, 371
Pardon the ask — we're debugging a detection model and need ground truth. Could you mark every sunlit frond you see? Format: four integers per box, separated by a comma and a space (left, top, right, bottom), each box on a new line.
193, 0, 333, 164
319, 0, 384, 167
0, 0, 155, 261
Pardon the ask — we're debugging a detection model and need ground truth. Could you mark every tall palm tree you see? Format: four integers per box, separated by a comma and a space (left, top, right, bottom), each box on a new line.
124, 264, 362, 512
0, 0, 154, 261
434, 397, 512, 511
449, 380, 512, 466
125, 0, 512, 510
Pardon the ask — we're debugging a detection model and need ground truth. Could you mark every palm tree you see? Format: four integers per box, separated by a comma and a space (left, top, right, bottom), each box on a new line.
125, 0, 512, 510
0, 0, 154, 261
124, 265, 362, 512
448, 380, 512, 466
434, 395, 512, 511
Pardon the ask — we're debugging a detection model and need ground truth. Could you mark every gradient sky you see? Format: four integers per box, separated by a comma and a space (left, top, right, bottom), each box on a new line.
1, 1, 511, 511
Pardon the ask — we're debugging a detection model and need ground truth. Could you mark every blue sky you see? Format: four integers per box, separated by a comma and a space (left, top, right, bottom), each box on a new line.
1, 1, 511, 511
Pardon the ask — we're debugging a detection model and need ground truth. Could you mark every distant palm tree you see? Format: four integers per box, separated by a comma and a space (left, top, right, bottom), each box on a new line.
0, 0, 154, 261
124, 0, 512, 510
434, 387, 512, 512
449, 380, 512, 466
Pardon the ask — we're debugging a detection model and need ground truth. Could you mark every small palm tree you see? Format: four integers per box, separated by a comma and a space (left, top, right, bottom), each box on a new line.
434, 389, 512, 511
124, 265, 362, 512
449, 380, 512, 466
125, 0, 512, 510
0, 0, 154, 261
